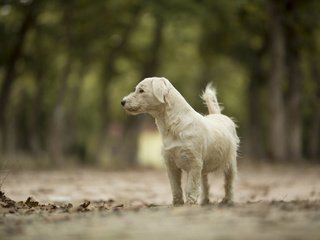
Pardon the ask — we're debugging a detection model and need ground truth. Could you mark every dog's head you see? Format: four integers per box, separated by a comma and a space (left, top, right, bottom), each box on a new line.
121, 77, 170, 115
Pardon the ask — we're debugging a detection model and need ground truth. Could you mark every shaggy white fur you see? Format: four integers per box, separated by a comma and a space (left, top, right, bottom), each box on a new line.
122, 77, 239, 205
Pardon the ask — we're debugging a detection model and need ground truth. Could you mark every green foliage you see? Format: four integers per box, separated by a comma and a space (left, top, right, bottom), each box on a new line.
0, 0, 319, 164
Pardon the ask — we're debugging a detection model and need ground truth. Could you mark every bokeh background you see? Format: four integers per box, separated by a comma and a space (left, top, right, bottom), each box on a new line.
0, 0, 319, 169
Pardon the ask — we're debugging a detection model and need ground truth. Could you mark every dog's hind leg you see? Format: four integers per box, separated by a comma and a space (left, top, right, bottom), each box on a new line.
222, 157, 237, 204
200, 173, 210, 205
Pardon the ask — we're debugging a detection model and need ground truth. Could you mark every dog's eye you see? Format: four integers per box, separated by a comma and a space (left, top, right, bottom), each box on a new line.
139, 89, 144, 93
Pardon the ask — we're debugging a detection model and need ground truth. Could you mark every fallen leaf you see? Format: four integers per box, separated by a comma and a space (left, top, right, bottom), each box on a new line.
80, 200, 90, 209
25, 197, 39, 208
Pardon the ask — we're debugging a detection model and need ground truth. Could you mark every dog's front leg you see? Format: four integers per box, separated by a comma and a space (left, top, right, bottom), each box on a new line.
185, 162, 202, 205
165, 158, 184, 206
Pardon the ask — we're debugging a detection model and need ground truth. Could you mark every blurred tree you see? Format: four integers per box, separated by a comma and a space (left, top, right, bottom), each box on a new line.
267, 0, 320, 161
46, 1, 75, 164
0, 0, 319, 167
266, 0, 287, 161
301, 0, 320, 160
283, 0, 304, 161
120, 12, 165, 166
95, 2, 142, 165
198, 0, 268, 159
231, 1, 268, 160
0, 0, 39, 152
308, 59, 320, 160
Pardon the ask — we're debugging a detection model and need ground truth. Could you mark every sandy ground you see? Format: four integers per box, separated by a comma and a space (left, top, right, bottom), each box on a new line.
1, 163, 320, 240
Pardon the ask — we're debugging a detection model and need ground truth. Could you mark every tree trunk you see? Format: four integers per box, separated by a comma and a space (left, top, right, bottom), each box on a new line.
285, 41, 302, 161
267, 0, 287, 161
308, 61, 320, 160
246, 66, 266, 160
28, 28, 48, 158
95, 8, 142, 163
65, 62, 88, 161
47, 57, 72, 165
47, 4, 73, 165
283, 0, 303, 161
120, 14, 165, 166
0, 2, 38, 152
29, 68, 45, 157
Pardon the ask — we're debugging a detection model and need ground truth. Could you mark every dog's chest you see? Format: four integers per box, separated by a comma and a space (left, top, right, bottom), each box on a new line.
162, 133, 181, 150
162, 133, 204, 171
164, 146, 198, 171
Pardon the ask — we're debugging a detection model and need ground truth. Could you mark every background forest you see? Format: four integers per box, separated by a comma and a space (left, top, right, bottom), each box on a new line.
0, 0, 319, 168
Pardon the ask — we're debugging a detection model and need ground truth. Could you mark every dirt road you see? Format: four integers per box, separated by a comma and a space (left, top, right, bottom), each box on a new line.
1, 163, 320, 239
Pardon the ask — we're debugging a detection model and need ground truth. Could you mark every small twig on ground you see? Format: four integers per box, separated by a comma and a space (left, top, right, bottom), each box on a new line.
0, 155, 14, 191
0, 169, 10, 191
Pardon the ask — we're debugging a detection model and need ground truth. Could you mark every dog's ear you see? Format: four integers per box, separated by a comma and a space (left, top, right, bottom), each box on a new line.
152, 78, 169, 103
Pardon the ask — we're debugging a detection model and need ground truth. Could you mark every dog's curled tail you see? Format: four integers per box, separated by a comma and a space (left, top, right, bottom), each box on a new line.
201, 83, 222, 114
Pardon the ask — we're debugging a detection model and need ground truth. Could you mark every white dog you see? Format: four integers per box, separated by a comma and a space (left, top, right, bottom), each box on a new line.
121, 77, 239, 205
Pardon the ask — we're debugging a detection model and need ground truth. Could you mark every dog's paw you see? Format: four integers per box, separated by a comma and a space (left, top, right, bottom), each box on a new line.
200, 198, 210, 206
185, 198, 198, 205
172, 199, 184, 206
220, 198, 234, 206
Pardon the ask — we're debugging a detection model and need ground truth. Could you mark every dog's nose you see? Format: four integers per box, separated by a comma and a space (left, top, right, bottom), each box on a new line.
121, 100, 126, 106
